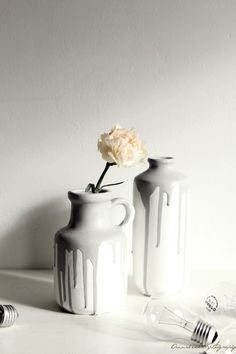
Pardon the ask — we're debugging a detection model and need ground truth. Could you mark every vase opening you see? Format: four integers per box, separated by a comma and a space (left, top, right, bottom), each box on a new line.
68, 189, 111, 203
148, 156, 174, 168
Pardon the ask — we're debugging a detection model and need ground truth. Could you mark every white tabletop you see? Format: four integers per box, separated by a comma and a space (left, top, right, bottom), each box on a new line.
0, 270, 231, 354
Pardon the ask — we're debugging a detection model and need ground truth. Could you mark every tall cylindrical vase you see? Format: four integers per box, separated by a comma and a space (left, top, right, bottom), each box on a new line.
133, 157, 189, 296
54, 190, 134, 315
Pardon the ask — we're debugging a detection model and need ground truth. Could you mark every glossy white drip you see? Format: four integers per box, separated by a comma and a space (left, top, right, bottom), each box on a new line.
134, 179, 188, 295
54, 237, 126, 314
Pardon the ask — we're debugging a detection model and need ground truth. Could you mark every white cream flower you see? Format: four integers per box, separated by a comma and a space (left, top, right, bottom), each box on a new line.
97, 124, 148, 167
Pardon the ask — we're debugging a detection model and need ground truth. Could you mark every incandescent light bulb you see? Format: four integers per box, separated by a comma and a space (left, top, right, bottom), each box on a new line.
144, 294, 219, 346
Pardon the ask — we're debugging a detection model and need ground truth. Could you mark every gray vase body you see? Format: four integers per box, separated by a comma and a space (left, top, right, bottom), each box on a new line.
54, 190, 134, 315
133, 157, 189, 296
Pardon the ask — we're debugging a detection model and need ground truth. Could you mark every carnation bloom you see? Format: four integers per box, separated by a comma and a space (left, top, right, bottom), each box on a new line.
97, 125, 148, 167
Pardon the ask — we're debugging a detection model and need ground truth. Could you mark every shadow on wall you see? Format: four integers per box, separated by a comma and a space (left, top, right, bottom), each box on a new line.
0, 197, 70, 269
0, 270, 59, 312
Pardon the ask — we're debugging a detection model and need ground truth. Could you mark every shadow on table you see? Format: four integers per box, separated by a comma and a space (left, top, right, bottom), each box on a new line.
72, 314, 152, 342
127, 275, 142, 296
0, 272, 152, 341
0, 270, 60, 312
68, 276, 151, 342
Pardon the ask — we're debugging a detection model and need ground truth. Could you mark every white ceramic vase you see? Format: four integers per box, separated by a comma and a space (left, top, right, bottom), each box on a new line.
133, 157, 189, 295
54, 190, 134, 315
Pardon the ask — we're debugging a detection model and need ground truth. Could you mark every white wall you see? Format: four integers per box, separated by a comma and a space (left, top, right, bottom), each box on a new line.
0, 0, 235, 272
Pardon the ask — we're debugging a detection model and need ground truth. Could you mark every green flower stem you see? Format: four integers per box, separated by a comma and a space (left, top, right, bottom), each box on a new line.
95, 162, 116, 192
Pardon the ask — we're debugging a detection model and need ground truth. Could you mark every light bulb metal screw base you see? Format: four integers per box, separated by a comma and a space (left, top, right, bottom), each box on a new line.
191, 320, 219, 346
0, 305, 19, 327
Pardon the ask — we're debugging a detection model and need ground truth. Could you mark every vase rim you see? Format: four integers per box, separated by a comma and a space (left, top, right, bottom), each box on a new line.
68, 189, 111, 202
148, 156, 174, 165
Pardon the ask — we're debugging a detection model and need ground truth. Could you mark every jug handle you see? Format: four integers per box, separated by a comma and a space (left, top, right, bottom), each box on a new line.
111, 198, 135, 228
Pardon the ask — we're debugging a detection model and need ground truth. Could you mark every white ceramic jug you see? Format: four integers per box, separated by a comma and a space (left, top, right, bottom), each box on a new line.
54, 190, 134, 314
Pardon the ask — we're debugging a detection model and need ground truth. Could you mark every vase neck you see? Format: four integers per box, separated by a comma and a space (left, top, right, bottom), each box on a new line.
148, 156, 174, 169
68, 190, 112, 229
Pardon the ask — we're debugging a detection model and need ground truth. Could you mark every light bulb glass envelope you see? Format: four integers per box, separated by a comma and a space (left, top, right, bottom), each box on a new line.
144, 294, 219, 346
203, 282, 236, 328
